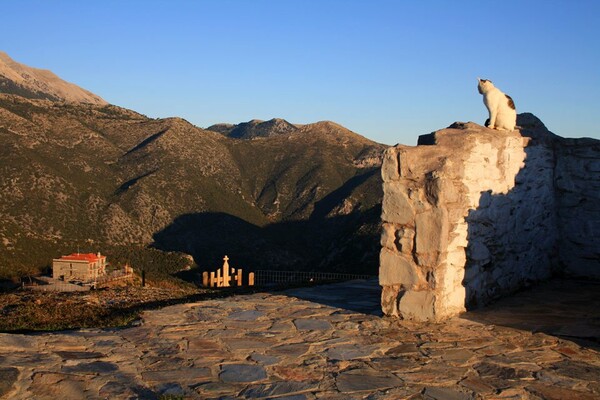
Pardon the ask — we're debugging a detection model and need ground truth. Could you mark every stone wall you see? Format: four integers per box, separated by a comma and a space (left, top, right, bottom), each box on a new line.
380, 114, 600, 321
555, 138, 600, 278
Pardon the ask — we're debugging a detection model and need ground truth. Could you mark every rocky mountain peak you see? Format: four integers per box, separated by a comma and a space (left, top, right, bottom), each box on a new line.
0, 51, 107, 105
208, 117, 299, 139
205, 123, 235, 135
0, 93, 386, 279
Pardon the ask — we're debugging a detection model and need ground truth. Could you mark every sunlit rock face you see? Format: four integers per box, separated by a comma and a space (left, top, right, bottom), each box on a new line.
380, 114, 600, 321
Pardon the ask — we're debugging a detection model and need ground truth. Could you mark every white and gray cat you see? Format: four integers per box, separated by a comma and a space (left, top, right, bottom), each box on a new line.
477, 78, 516, 131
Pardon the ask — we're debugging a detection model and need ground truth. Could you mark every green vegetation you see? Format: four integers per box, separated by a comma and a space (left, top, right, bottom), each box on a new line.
0, 78, 61, 103
108, 245, 195, 287
0, 243, 194, 286
0, 93, 385, 286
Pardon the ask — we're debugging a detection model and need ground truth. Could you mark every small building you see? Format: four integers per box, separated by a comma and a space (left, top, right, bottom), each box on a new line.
52, 252, 107, 282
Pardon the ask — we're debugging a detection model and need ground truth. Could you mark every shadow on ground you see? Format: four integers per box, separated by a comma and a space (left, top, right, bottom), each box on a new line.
279, 277, 600, 349
280, 278, 383, 316
462, 278, 600, 350
152, 208, 381, 276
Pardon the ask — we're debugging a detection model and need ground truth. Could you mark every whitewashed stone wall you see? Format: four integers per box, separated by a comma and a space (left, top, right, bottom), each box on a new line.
380, 115, 600, 321
555, 138, 600, 278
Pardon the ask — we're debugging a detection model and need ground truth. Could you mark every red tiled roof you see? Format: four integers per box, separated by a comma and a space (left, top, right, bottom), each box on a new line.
59, 253, 105, 263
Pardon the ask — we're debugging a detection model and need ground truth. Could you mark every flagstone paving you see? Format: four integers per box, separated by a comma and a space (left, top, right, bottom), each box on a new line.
1, 278, 599, 399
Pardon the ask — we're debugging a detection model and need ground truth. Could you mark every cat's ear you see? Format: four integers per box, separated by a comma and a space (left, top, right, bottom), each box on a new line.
478, 77, 481, 82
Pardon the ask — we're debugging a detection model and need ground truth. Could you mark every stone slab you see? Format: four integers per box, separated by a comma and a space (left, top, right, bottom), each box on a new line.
1, 279, 599, 399
335, 368, 403, 393
240, 381, 319, 398
293, 318, 333, 331
141, 367, 211, 383
61, 361, 118, 374
0, 367, 19, 397
219, 364, 267, 383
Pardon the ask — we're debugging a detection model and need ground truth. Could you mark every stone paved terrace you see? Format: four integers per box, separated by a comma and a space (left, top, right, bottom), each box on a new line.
1, 278, 599, 399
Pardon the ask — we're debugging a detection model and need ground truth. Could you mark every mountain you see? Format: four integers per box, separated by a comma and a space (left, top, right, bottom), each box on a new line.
0, 92, 385, 281
0, 51, 385, 281
208, 118, 299, 139
0, 51, 107, 105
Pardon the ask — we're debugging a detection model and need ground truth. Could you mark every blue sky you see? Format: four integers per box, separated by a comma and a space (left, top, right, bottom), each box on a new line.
2, 0, 599, 145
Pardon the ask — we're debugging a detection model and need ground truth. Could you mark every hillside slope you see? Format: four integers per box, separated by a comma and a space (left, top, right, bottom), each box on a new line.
0, 51, 106, 104
0, 94, 385, 279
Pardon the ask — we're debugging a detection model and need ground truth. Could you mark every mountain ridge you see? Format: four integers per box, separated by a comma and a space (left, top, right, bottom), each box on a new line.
0, 50, 385, 280
0, 51, 107, 105
0, 92, 385, 280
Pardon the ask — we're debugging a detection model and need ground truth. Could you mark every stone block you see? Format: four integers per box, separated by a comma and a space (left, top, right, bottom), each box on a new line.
446, 249, 467, 269
437, 261, 467, 316
397, 148, 412, 178
426, 173, 461, 206
467, 240, 490, 263
219, 364, 267, 383
396, 227, 415, 253
293, 319, 333, 331
463, 264, 480, 283
448, 230, 468, 251
407, 187, 433, 214
424, 386, 472, 400
379, 249, 421, 287
415, 207, 449, 266
380, 285, 401, 317
380, 225, 416, 254
381, 182, 414, 225
398, 290, 435, 321
381, 147, 399, 181
335, 368, 403, 393
441, 179, 461, 204
380, 223, 397, 250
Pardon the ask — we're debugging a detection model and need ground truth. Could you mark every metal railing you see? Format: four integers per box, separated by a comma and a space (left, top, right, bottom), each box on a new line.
252, 270, 374, 287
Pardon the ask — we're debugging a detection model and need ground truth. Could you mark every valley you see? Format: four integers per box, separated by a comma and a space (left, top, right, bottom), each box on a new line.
0, 93, 385, 283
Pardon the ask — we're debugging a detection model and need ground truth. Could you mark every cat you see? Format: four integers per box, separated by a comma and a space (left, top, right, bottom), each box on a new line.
477, 78, 517, 131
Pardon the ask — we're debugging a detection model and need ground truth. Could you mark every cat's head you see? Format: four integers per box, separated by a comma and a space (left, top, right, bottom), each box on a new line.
477, 78, 494, 94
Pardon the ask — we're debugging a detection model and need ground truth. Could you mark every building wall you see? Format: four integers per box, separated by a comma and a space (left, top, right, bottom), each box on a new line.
52, 255, 107, 282
52, 260, 90, 281
380, 116, 600, 321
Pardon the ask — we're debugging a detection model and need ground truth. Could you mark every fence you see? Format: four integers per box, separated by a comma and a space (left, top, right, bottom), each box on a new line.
22, 266, 134, 292
201, 255, 374, 289
94, 268, 134, 286
252, 270, 374, 287
24, 281, 90, 292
